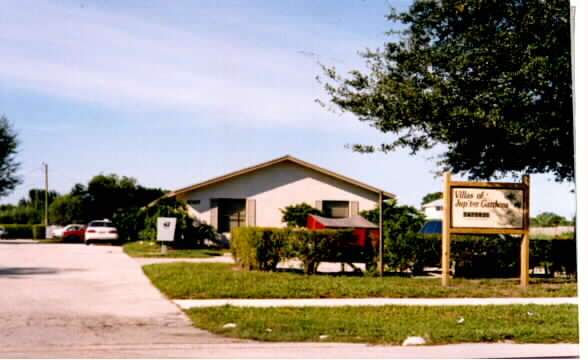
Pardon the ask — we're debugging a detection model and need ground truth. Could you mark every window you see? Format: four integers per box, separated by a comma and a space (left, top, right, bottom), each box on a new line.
322, 200, 349, 218
217, 199, 246, 233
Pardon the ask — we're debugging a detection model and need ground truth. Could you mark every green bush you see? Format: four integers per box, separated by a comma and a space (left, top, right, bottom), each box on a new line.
231, 227, 366, 274
399, 234, 576, 278
231, 227, 289, 271
113, 207, 145, 242
32, 225, 46, 240
285, 229, 356, 274
280, 203, 323, 227
0, 224, 34, 239
140, 198, 217, 249
530, 238, 577, 277
451, 235, 520, 278
360, 200, 426, 274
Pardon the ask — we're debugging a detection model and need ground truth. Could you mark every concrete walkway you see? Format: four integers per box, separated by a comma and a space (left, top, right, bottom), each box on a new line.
175, 296, 578, 309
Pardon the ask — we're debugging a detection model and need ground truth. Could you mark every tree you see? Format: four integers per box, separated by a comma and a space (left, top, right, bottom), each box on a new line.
0, 116, 21, 197
361, 199, 428, 274
320, 0, 573, 182
48, 194, 86, 225
421, 192, 442, 206
280, 202, 323, 227
530, 212, 572, 227
85, 174, 165, 220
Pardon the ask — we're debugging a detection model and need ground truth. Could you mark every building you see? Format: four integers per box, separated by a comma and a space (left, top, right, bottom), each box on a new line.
422, 199, 443, 219
165, 155, 394, 237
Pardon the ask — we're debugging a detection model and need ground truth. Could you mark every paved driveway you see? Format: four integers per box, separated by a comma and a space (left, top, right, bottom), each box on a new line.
0, 240, 246, 358
0, 240, 579, 359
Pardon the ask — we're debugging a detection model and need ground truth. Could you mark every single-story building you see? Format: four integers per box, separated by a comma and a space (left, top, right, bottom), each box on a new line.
165, 155, 394, 237
422, 199, 443, 219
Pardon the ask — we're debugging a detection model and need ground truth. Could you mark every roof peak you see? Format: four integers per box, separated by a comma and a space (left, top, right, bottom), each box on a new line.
166, 155, 395, 199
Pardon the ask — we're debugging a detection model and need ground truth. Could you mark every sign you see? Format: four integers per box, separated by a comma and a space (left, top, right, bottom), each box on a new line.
157, 217, 177, 242
451, 188, 524, 229
441, 173, 530, 289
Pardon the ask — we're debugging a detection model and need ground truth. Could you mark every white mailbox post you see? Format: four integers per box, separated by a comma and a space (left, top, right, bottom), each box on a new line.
157, 217, 177, 254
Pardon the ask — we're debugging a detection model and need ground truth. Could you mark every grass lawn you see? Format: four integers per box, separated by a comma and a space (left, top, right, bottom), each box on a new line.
142, 263, 577, 299
123, 241, 227, 258
185, 304, 578, 344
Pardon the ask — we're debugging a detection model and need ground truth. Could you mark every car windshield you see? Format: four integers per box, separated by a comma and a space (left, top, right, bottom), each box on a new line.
88, 221, 115, 227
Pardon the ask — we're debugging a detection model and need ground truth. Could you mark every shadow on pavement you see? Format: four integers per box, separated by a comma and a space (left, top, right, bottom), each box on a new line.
0, 267, 86, 278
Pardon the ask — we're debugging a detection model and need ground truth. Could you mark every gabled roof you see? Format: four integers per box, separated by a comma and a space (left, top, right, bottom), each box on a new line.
166, 155, 395, 199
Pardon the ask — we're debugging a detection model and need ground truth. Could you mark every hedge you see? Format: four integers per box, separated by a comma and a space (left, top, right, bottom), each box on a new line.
32, 225, 46, 240
231, 227, 577, 278
0, 224, 39, 239
412, 234, 576, 278
231, 227, 364, 274
230, 227, 289, 271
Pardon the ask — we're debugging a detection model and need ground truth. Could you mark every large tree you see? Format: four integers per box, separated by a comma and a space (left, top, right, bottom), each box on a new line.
321, 0, 573, 182
0, 116, 20, 197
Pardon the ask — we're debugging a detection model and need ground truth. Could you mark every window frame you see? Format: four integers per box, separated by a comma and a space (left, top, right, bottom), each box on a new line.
322, 200, 350, 218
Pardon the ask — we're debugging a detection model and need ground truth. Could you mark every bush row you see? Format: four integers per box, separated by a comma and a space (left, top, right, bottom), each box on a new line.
230, 227, 369, 274
232, 227, 577, 278
400, 234, 576, 278
1, 224, 46, 239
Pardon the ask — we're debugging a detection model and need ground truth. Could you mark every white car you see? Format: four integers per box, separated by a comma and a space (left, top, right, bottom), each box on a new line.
84, 220, 119, 244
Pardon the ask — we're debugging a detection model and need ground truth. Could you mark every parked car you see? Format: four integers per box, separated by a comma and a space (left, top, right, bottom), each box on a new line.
52, 226, 66, 238
419, 219, 442, 234
62, 224, 86, 243
0, 226, 5, 238
84, 220, 118, 245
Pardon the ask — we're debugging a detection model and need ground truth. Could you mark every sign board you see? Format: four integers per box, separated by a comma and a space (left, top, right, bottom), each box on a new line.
451, 188, 524, 229
157, 217, 177, 242
442, 173, 530, 289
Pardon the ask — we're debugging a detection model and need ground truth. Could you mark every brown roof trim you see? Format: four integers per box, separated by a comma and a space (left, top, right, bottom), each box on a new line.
165, 155, 395, 199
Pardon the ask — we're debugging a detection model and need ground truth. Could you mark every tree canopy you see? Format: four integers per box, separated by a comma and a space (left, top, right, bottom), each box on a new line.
421, 192, 443, 206
321, 0, 573, 182
0, 116, 20, 197
530, 211, 573, 227
48, 174, 166, 225
280, 202, 323, 227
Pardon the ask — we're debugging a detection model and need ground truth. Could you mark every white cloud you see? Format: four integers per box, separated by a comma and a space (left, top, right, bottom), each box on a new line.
0, 0, 376, 130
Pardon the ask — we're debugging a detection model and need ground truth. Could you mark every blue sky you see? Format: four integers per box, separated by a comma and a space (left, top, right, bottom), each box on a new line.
0, 0, 576, 219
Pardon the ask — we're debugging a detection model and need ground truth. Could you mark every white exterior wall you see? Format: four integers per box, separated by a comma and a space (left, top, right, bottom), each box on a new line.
177, 162, 380, 230
422, 199, 443, 219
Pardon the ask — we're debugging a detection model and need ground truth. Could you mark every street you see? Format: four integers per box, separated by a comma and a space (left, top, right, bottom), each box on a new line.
0, 240, 579, 359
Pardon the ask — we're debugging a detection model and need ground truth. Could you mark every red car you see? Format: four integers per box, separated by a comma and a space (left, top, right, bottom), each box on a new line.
62, 224, 86, 243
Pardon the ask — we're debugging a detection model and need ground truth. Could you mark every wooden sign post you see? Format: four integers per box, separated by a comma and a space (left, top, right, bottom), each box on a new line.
442, 173, 530, 288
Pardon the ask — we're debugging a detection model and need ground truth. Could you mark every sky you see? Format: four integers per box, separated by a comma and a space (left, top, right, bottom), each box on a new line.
0, 0, 577, 219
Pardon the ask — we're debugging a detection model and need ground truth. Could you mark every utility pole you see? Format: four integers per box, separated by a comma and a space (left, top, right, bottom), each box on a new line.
379, 191, 384, 277
43, 162, 48, 227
